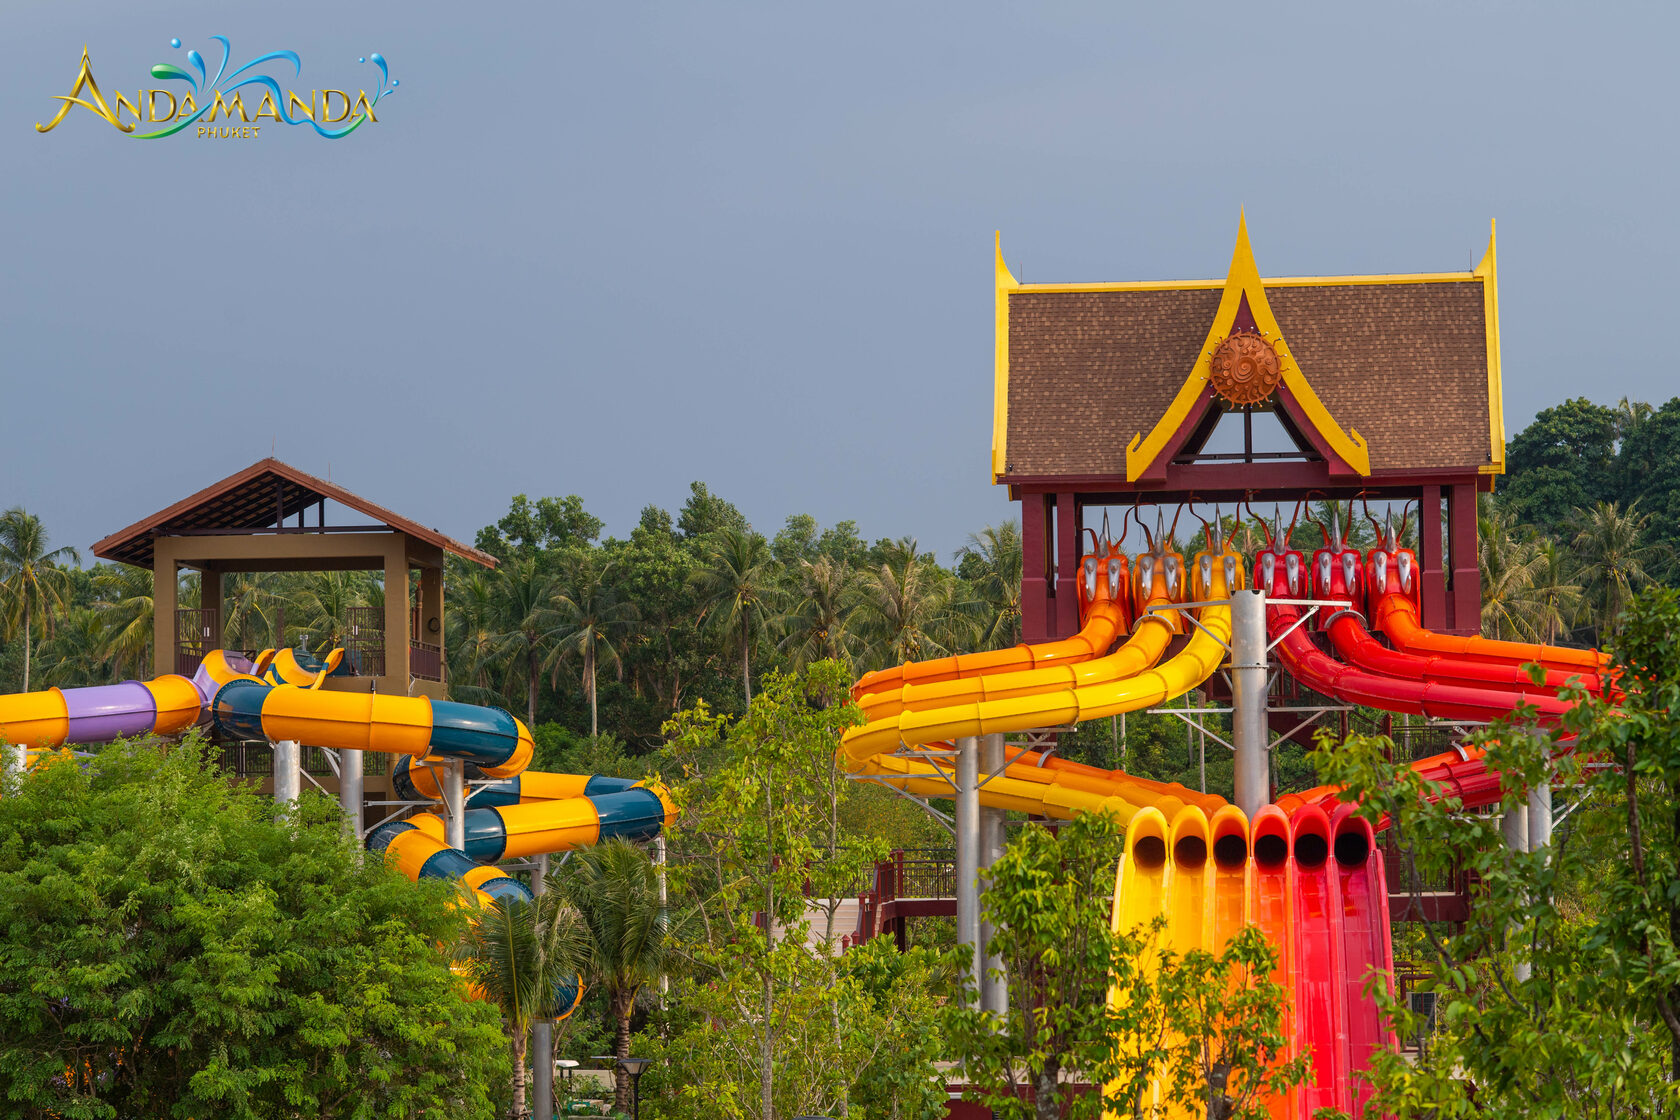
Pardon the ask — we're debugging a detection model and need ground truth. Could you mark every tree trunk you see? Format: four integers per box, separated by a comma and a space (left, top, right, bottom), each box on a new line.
587, 644, 598, 737
614, 989, 634, 1114
21, 599, 30, 693
527, 644, 539, 726
1034, 1060, 1060, 1120
762, 780, 775, 1120
512, 1027, 528, 1119
741, 615, 752, 709
1673, 791, 1680, 1082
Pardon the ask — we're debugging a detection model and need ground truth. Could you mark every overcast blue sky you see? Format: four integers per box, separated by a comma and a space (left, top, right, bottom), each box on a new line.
4, 2, 1674, 563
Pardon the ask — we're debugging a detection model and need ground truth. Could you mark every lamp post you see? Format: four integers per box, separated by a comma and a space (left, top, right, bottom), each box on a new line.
617, 1057, 652, 1120
593, 1056, 653, 1119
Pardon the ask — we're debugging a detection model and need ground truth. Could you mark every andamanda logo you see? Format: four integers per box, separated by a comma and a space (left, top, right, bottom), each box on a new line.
36, 36, 398, 140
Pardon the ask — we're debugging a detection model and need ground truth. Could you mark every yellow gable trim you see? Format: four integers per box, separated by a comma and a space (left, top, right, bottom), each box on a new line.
1124, 213, 1372, 481
1473, 220, 1505, 475
993, 231, 1018, 483
1017, 270, 1479, 294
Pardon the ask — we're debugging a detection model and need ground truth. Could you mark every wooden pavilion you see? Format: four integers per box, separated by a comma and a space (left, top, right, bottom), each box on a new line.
994, 216, 1504, 640
91, 458, 496, 699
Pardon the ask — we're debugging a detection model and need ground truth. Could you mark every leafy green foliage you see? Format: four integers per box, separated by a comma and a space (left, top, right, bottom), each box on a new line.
0, 736, 510, 1119
1308, 586, 1680, 1117
646, 662, 947, 1118
456, 886, 586, 1118
946, 813, 1305, 1120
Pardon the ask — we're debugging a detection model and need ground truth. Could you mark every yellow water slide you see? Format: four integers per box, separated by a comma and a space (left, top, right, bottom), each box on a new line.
839, 542, 1241, 826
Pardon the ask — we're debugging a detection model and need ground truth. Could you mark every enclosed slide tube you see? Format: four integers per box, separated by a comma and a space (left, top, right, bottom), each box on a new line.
1106, 801, 1390, 1118
0, 650, 675, 911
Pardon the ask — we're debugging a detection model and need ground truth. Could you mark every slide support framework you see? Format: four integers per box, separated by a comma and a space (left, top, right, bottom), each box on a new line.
1231, 589, 1270, 820
979, 732, 1008, 1016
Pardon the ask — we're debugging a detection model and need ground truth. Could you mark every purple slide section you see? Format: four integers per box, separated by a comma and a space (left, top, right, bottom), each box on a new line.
63, 681, 157, 743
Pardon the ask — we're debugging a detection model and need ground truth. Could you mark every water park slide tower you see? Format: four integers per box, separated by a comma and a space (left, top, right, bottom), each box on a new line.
88, 458, 499, 825
994, 215, 1505, 644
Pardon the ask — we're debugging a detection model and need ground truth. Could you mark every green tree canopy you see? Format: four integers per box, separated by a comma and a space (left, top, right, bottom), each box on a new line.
0, 737, 510, 1119
1500, 397, 1621, 528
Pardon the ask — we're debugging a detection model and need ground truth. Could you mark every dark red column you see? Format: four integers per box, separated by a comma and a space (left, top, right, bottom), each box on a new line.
1020, 493, 1052, 643
1054, 492, 1081, 639
1448, 482, 1481, 636
1419, 485, 1448, 631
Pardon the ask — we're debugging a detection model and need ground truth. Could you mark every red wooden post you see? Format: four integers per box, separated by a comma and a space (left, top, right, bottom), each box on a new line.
1448, 482, 1481, 636
1418, 485, 1448, 631
1055, 491, 1080, 639
1020, 492, 1052, 642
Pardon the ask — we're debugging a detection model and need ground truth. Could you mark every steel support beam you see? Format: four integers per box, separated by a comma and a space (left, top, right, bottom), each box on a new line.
954, 735, 981, 1006
272, 740, 301, 806
978, 733, 1008, 1016
1528, 781, 1552, 853
1230, 589, 1270, 820
532, 853, 553, 1120
443, 759, 466, 850
340, 748, 364, 841
1503, 802, 1531, 982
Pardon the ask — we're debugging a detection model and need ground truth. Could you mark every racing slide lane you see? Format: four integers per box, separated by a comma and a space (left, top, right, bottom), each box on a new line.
1248, 807, 1297, 1120
1330, 806, 1394, 1120
1290, 804, 1349, 1119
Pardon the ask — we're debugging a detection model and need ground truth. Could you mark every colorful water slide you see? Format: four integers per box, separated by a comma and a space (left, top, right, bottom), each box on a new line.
840, 535, 1243, 826
1377, 593, 1610, 685
0, 650, 675, 909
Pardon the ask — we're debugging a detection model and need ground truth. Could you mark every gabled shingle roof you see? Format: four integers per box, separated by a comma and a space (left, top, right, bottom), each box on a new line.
91, 458, 497, 569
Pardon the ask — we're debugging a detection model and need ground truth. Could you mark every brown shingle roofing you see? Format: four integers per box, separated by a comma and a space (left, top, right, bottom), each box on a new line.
1004, 280, 1491, 478
91, 458, 497, 569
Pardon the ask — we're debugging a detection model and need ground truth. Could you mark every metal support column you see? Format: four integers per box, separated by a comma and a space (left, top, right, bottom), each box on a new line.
654, 835, 670, 1005
955, 735, 981, 1006
1528, 781, 1552, 853
340, 748, 364, 842
1230, 589, 1270, 820
1503, 802, 1530, 982
532, 852, 553, 1120
272, 740, 301, 806
978, 732, 1008, 1016
443, 759, 466, 850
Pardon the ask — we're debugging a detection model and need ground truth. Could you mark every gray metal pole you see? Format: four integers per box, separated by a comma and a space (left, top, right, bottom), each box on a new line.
443, 759, 466, 850
340, 748, 364, 842
654, 835, 670, 1005
978, 732, 1008, 1016
532, 852, 553, 1120
954, 735, 981, 1006
1528, 780, 1552, 852
1230, 589, 1270, 820
272, 740, 301, 806
1502, 802, 1531, 982
1, 740, 22, 790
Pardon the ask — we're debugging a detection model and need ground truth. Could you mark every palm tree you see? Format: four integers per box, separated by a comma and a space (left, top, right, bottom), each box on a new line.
1478, 499, 1544, 642
690, 528, 779, 707
549, 838, 675, 1116
0, 507, 80, 692
456, 890, 585, 1120
446, 567, 504, 700
222, 570, 292, 652
286, 570, 379, 655
490, 556, 565, 725
549, 556, 641, 736
1521, 538, 1585, 647
777, 555, 856, 669
850, 537, 960, 669
34, 607, 110, 689
958, 520, 1023, 649
1571, 500, 1668, 638
91, 564, 155, 678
